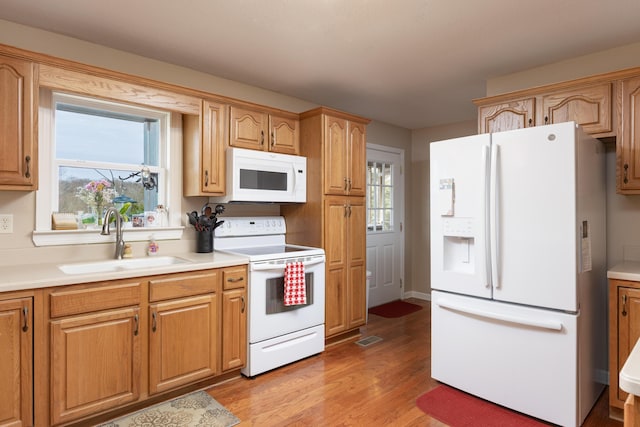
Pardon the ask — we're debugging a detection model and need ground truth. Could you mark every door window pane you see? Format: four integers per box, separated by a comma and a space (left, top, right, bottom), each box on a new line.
367, 161, 394, 232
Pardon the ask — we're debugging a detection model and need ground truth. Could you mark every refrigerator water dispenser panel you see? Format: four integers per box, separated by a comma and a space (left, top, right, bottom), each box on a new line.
442, 217, 476, 274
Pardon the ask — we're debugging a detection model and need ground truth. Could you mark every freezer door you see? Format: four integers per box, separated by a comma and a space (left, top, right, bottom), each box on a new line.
490, 122, 578, 311
430, 134, 491, 298
431, 291, 596, 427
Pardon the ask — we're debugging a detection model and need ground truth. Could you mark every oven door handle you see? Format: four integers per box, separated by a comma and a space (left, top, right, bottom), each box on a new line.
251, 257, 325, 271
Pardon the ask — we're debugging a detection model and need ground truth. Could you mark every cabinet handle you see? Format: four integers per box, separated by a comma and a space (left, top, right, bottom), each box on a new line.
227, 277, 244, 283
348, 204, 352, 217
25, 156, 31, 179
271, 131, 276, 147
344, 204, 348, 217
544, 116, 549, 125
204, 170, 209, 187
344, 177, 348, 190
241, 296, 246, 314
22, 306, 29, 332
152, 312, 157, 332
528, 118, 533, 126
134, 314, 139, 336
260, 130, 265, 145
624, 164, 629, 184
623, 294, 628, 316
348, 178, 352, 191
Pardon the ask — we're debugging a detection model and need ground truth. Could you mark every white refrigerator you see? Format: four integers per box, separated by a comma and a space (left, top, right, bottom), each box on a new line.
429, 122, 607, 427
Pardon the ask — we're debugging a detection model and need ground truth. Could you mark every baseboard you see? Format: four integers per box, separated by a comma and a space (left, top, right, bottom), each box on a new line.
403, 290, 431, 301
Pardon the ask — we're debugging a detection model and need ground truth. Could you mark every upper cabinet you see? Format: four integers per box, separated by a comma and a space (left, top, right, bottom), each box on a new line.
475, 81, 614, 138
229, 105, 299, 155
0, 55, 37, 191
183, 100, 227, 196
617, 75, 640, 193
323, 115, 366, 197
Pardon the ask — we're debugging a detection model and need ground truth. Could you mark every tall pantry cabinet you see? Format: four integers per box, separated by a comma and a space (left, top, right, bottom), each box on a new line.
282, 107, 370, 341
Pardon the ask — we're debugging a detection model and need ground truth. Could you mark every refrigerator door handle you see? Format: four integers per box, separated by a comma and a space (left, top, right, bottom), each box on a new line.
436, 299, 563, 331
483, 145, 492, 288
490, 144, 500, 289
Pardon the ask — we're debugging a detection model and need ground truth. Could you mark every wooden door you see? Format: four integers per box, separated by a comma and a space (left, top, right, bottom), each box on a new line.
541, 83, 612, 134
50, 307, 141, 425
149, 294, 217, 394
617, 286, 640, 405
324, 197, 348, 336
478, 98, 535, 134
229, 106, 268, 150
347, 122, 366, 196
269, 115, 299, 154
0, 56, 36, 190
347, 199, 366, 328
222, 288, 246, 371
0, 298, 32, 427
618, 76, 640, 193
324, 116, 348, 195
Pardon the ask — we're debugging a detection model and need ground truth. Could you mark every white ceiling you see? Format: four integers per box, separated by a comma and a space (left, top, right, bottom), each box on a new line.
2, 0, 640, 129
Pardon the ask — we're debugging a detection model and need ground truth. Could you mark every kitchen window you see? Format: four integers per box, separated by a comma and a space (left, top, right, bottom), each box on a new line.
33, 91, 183, 246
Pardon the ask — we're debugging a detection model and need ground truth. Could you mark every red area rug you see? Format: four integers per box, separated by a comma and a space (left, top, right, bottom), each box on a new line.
368, 300, 422, 318
416, 385, 549, 427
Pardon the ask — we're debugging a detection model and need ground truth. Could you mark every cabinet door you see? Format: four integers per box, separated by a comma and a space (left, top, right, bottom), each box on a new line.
201, 100, 226, 194
618, 76, 640, 193
50, 307, 141, 425
0, 298, 32, 427
541, 83, 612, 134
222, 288, 247, 371
324, 116, 348, 195
348, 122, 366, 196
149, 294, 217, 394
324, 197, 348, 336
617, 287, 640, 406
0, 56, 36, 190
229, 106, 268, 150
478, 98, 535, 134
269, 115, 299, 154
347, 199, 366, 328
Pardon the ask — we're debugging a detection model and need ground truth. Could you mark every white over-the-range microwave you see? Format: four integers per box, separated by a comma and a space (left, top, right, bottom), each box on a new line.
209, 147, 307, 203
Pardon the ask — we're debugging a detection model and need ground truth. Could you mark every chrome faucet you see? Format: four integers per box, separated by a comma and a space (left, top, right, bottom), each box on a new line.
101, 207, 126, 259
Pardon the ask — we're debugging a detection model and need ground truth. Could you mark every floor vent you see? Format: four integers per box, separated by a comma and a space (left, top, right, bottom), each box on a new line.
356, 336, 383, 347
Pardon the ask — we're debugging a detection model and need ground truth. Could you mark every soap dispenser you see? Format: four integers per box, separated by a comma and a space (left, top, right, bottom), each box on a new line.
147, 234, 159, 256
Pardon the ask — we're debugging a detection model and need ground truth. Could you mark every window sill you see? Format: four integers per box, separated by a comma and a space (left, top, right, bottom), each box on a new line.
32, 227, 184, 247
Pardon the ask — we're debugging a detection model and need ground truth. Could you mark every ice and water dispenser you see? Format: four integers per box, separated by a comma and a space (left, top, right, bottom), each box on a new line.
439, 178, 476, 275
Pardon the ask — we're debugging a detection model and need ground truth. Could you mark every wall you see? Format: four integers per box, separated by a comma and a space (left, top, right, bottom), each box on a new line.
0, 20, 412, 271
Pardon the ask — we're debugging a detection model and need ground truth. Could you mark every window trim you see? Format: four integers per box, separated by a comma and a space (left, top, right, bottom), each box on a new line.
33, 90, 184, 247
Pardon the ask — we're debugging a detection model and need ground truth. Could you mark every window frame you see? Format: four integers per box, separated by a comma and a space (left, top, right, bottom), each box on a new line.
33, 89, 184, 247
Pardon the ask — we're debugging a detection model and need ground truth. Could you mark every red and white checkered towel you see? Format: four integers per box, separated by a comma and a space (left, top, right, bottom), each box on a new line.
284, 261, 306, 306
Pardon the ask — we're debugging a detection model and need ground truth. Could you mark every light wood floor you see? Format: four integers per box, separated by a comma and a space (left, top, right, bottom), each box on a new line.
206, 298, 621, 426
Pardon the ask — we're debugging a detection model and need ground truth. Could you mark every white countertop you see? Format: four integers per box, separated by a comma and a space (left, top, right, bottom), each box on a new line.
608, 261, 640, 282
0, 251, 249, 293
621, 338, 640, 396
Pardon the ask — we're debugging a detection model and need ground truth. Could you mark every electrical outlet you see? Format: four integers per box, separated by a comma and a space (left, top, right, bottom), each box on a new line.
0, 214, 13, 234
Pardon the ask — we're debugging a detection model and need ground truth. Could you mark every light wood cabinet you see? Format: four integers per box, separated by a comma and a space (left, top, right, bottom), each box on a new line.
229, 105, 300, 154
324, 197, 366, 335
0, 297, 32, 427
183, 99, 227, 196
475, 81, 613, 138
221, 266, 247, 371
282, 107, 369, 340
617, 75, 640, 193
324, 115, 366, 196
148, 270, 220, 394
609, 279, 640, 417
0, 55, 37, 191
48, 280, 142, 425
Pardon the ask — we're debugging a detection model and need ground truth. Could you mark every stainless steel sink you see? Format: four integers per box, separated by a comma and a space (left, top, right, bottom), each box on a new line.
58, 256, 189, 275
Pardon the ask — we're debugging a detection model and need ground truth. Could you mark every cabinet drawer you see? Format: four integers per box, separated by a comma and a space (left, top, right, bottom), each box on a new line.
223, 266, 247, 290
149, 271, 219, 302
50, 280, 141, 318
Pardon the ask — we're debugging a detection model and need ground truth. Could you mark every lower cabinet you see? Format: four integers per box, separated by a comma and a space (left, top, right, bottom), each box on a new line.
44, 265, 248, 426
0, 296, 32, 427
221, 266, 247, 371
